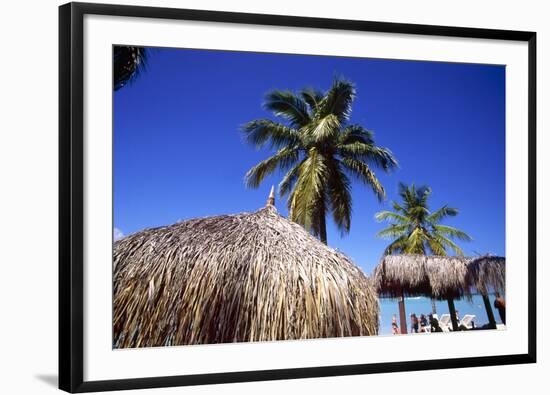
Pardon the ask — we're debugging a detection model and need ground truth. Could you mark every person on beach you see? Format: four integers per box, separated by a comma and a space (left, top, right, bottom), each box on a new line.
410, 313, 419, 333
494, 293, 506, 324
391, 314, 399, 335
419, 314, 428, 332
429, 314, 442, 332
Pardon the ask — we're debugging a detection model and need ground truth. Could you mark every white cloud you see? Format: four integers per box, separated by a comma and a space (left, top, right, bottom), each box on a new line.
114, 227, 124, 241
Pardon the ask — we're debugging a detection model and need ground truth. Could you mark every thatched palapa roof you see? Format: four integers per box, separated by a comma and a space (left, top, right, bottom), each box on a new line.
373, 254, 469, 299
465, 255, 505, 295
113, 193, 379, 348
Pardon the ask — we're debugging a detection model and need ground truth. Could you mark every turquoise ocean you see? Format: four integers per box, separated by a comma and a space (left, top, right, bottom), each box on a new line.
379, 294, 504, 335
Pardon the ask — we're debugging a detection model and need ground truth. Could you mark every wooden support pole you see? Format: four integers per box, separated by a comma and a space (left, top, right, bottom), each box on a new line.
447, 298, 459, 331
398, 293, 407, 334
482, 294, 497, 329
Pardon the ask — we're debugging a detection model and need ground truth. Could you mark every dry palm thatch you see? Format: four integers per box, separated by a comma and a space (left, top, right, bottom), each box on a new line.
373, 254, 469, 299
373, 254, 431, 298
113, 201, 379, 348
465, 255, 505, 295
425, 255, 469, 299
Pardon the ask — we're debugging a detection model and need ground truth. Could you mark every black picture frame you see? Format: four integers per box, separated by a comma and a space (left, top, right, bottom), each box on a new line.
59, 2, 537, 393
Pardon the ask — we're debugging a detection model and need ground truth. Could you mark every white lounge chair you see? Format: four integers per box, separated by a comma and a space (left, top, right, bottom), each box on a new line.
459, 314, 476, 329
439, 314, 451, 332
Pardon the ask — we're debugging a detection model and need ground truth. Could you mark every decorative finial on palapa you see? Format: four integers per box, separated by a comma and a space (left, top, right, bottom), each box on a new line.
266, 185, 275, 206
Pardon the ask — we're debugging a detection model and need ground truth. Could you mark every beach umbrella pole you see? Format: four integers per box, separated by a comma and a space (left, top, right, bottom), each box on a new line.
447, 298, 459, 331
398, 292, 407, 334
482, 294, 497, 329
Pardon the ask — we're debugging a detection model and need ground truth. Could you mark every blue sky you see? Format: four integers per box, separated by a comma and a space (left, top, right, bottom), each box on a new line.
114, 47, 505, 274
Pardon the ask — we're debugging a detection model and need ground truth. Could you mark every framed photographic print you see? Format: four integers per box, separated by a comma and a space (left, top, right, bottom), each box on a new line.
59, 2, 537, 393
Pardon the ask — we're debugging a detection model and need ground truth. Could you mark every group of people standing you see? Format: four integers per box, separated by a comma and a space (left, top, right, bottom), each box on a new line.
409, 313, 430, 333
390, 312, 453, 334
390, 293, 506, 335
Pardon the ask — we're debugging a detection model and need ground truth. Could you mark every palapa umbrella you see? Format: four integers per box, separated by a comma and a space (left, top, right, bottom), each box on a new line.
465, 255, 505, 329
373, 254, 468, 333
113, 189, 379, 348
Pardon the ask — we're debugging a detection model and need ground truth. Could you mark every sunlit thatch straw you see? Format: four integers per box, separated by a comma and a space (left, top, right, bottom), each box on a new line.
373, 255, 469, 299
425, 255, 469, 299
373, 254, 431, 299
373, 254, 469, 333
465, 255, 505, 329
113, 189, 379, 348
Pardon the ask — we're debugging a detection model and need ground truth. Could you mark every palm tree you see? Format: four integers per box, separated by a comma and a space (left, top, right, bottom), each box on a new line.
376, 183, 471, 256
114, 46, 147, 91
243, 78, 398, 244
376, 182, 472, 329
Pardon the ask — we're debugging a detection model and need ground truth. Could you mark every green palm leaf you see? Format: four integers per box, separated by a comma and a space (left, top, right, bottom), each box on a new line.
264, 90, 311, 128
244, 146, 300, 188
300, 88, 324, 111
289, 150, 327, 233
241, 120, 299, 149
304, 114, 341, 144
341, 157, 385, 201
279, 161, 304, 197
433, 225, 472, 241
377, 224, 409, 239
316, 79, 356, 123
427, 206, 459, 223
375, 211, 408, 224
326, 160, 352, 234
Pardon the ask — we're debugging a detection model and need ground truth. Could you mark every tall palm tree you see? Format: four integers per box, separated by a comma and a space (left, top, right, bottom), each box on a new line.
376, 183, 472, 327
376, 183, 471, 256
114, 46, 147, 91
243, 78, 398, 244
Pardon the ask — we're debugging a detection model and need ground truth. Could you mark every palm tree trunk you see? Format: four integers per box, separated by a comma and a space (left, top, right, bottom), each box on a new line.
398, 291, 407, 334
318, 199, 328, 245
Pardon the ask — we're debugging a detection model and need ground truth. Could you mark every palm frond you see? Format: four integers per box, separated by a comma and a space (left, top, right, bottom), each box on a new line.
338, 125, 375, 145
289, 150, 328, 230
114, 46, 148, 90
433, 225, 472, 241
326, 160, 352, 234
341, 158, 385, 201
434, 234, 465, 256
264, 90, 311, 127
300, 88, 324, 111
339, 143, 398, 172
304, 114, 340, 144
279, 161, 304, 196
383, 236, 409, 255
241, 119, 299, 149
404, 227, 427, 255
375, 211, 408, 224
392, 201, 406, 214
417, 186, 432, 207
377, 224, 409, 239
245, 147, 300, 188
426, 236, 447, 256
427, 206, 459, 223
316, 79, 356, 123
